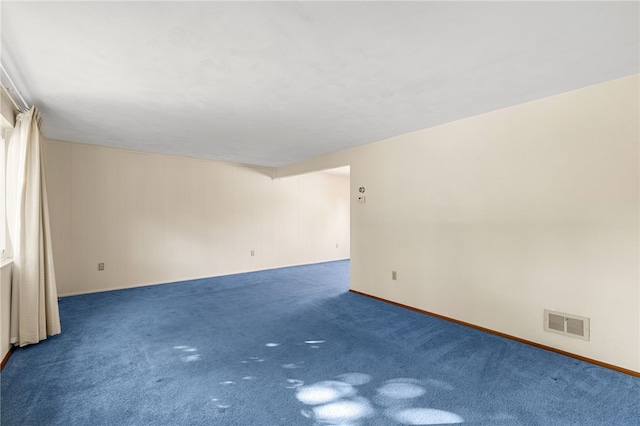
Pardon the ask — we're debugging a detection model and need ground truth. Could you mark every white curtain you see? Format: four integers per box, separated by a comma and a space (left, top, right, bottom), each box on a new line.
6, 106, 60, 346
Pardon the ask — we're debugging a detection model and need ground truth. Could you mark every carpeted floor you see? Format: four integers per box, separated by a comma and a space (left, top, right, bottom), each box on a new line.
1, 260, 638, 425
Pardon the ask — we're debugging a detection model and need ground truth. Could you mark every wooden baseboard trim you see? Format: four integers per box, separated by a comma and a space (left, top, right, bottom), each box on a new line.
0, 345, 15, 371
349, 289, 640, 378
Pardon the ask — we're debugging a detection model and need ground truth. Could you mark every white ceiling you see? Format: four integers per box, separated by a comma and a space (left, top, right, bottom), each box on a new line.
1, 1, 638, 168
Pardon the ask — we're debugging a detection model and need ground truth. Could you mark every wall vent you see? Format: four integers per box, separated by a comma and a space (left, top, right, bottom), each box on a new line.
544, 310, 590, 341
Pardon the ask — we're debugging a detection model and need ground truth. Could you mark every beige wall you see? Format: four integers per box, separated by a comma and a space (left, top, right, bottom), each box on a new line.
277, 75, 640, 373
44, 142, 350, 296
0, 87, 17, 129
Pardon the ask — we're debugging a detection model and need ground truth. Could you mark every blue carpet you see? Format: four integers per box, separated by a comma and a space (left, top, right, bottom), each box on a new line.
1, 260, 638, 425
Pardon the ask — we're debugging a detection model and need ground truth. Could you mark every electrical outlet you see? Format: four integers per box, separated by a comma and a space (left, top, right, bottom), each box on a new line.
336, 243, 339, 248
392, 271, 397, 280
98, 263, 105, 271
251, 250, 255, 256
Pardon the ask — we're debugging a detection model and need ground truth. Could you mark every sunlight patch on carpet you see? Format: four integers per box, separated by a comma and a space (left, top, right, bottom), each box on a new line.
296, 381, 357, 405
173, 345, 201, 362
336, 373, 372, 386
286, 379, 305, 389
377, 379, 426, 400
312, 397, 375, 425
293, 374, 463, 425
282, 361, 305, 369
388, 407, 464, 425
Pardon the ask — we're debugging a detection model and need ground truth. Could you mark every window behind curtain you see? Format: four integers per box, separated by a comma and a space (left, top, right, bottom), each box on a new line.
0, 127, 9, 259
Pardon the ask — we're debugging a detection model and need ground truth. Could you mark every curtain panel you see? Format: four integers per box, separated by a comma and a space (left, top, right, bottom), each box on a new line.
6, 107, 60, 346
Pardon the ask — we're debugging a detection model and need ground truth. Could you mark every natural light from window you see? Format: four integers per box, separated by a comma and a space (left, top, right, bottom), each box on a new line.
0, 130, 7, 259
0, 121, 13, 260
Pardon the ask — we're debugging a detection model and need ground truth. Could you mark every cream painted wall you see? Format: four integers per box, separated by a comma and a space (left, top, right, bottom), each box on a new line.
44, 142, 350, 296
0, 88, 17, 128
277, 75, 640, 373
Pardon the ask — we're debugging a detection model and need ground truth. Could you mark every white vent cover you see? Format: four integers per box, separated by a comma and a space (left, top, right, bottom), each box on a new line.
544, 310, 590, 341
